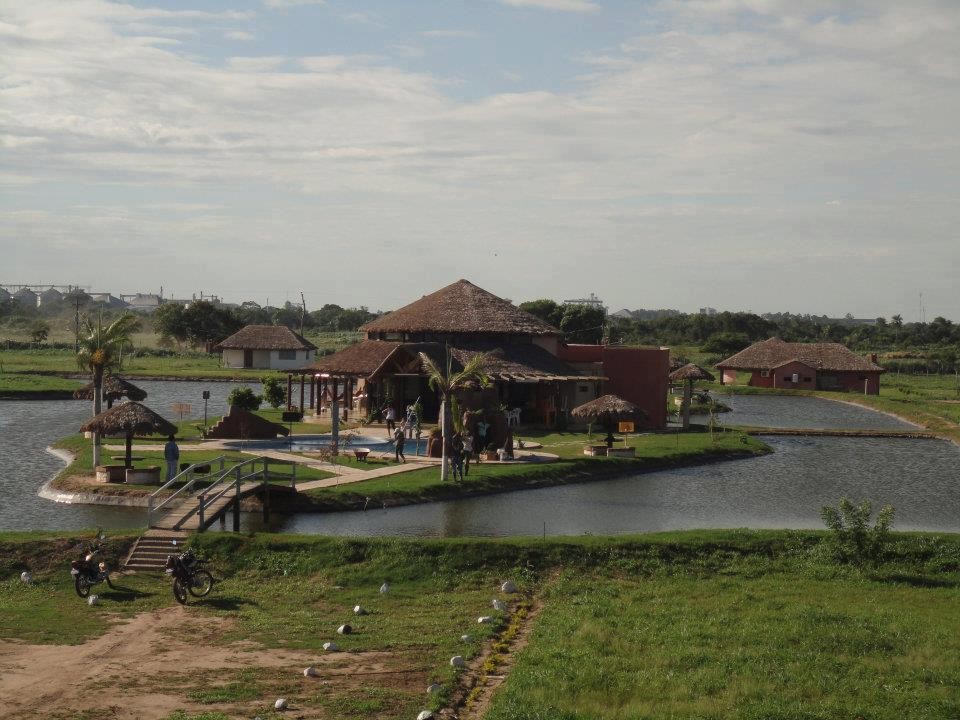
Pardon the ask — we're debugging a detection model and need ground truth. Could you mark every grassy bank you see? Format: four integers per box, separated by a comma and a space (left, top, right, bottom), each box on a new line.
0, 372, 82, 399
2, 530, 959, 719
299, 430, 769, 512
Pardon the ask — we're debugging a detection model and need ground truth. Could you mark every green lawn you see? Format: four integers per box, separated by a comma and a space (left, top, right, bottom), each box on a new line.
303, 429, 768, 510
0, 372, 82, 397
51, 434, 334, 496
2, 531, 959, 719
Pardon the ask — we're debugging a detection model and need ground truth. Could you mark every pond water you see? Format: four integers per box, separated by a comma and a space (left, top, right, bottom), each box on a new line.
265, 434, 960, 537
2, 389, 957, 535
691, 393, 917, 430
0, 380, 259, 531
237, 433, 429, 455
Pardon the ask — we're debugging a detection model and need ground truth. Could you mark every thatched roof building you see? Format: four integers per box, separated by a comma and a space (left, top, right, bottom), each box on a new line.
571, 394, 647, 423
214, 324, 317, 370
215, 325, 316, 351
361, 279, 560, 338
716, 338, 884, 394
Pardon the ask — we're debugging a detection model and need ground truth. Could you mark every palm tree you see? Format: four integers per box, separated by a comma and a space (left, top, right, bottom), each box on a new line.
420, 348, 490, 481
77, 312, 141, 467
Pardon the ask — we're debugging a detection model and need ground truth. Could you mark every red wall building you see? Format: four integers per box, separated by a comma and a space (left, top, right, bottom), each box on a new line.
559, 344, 670, 430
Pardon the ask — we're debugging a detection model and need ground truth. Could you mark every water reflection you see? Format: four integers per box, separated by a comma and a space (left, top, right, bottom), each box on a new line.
692, 393, 916, 430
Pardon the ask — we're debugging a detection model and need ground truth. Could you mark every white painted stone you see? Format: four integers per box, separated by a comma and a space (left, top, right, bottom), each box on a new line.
303, 666, 319, 677
477, 616, 493, 624
88, 595, 99, 606
337, 624, 352, 635
501, 581, 517, 594
417, 711, 435, 720
20, 571, 32, 584
492, 599, 507, 612
323, 642, 340, 651
380, 582, 390, 594
450, 655, 465, 667
274, 698, 288, 711
354, 605, 368, 615
427, 683, 442, 694
460, 634, 472, 643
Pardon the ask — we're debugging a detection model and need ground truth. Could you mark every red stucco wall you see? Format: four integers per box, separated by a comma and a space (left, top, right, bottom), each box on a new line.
747, 368, 882, 394
559, 345, 669, 430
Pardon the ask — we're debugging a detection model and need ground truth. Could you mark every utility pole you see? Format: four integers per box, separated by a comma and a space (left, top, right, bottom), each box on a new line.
300, 291, 307, 336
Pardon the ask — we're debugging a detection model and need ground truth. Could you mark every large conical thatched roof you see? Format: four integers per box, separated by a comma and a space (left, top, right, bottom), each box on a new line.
668, 363, 715, 382
571, 394, 647, 422
80, 401, 177, 437
73, 376, 148, 402
360, 279, 561, 337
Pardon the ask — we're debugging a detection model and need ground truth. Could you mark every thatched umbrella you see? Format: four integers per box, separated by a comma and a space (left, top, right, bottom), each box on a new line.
80, 402, 177, 468
668, 363, 716, 430
571, 394, 648, 448
73, 376, 147, 409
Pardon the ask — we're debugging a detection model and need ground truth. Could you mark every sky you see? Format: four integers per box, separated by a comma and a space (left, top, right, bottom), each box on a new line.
1, 0, 958, 320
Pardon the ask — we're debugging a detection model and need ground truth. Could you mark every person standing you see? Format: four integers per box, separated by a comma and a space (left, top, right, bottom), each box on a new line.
476, 419, 489, 461
384, 405, 396, 435
394, 423, 406, 463
164, 434, 180, 482
462, 432, 473, 476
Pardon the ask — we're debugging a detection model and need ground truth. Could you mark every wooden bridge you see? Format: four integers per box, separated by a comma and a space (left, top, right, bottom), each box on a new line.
147, 456, 298, 533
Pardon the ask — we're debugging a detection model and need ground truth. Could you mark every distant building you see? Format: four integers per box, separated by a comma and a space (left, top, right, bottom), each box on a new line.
716, 337, 884, 394
38, 288, 63, 306
12, 288, 38, 308
699, 307, 717, 316
89, 293, 128, 309
121, 293, 163, 312
214, 325, 317, 370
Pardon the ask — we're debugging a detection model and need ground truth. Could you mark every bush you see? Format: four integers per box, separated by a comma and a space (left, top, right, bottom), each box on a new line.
261, 376, 286, 409
227, 387, 262, 412
820, 498, 894, 565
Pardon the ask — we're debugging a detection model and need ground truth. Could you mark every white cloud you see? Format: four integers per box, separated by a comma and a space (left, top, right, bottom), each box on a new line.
422, 29, 480, 38
2, 0, 959, 316
225, 30, 254, 41
497, 0, 600, 12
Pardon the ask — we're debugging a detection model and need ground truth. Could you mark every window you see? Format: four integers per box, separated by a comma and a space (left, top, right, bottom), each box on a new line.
803, 377, 812, 382
783, 376, 791, 382
759, 370, 770, 378
278, 349, 296, 360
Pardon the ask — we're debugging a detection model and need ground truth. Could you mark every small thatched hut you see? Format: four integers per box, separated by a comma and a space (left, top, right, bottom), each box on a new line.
572, 394, 647, 447
74, 376, 147, 409
668, 363, 715, 429
80, 402, 177, 468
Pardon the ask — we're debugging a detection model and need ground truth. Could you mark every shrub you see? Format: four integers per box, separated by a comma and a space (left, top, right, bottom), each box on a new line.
226, 386, 262, 412
261, 375, 286, 409
820, 498, 894, 565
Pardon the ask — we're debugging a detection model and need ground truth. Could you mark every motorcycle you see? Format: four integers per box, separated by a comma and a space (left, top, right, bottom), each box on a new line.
165, 544, 214, 605
70, 529, 115, 598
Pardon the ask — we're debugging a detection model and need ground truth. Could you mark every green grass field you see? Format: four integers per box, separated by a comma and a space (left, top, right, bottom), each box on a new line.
1, 531, 959, 719
0, 372, 82, 397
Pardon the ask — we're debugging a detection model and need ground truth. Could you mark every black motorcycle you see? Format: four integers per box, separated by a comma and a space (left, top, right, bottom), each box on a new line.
70, 530, 115, 598
165, 546, 214, 604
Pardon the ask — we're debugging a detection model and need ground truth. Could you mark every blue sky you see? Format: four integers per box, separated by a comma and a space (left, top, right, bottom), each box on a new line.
2, 0, 958, 319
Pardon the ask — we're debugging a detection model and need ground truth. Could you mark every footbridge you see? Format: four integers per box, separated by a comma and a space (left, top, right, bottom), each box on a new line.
147, 456, 298, 533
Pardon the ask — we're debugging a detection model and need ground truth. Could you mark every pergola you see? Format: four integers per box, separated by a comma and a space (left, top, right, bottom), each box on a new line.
80, 401, 177, 468
668, 363, 716, 429
73, 376, 147, 409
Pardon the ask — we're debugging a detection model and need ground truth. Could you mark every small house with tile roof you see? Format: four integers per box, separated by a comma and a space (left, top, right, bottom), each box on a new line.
214, 325, 317, 370
290, 280, 668, 429
716, 337, 884, 394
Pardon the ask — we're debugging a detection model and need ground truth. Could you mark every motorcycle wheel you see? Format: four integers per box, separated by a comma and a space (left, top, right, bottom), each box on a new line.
75, 575, 91, 598
188, 570, 214, 598
172, 579, 188, 605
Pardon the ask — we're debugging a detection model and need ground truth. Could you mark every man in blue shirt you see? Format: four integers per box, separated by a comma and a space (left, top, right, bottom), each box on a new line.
164, 435, 180, 481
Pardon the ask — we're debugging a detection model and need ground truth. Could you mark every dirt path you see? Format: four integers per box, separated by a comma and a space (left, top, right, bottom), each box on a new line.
0, 607, 408, 720
445, 594, 543, 720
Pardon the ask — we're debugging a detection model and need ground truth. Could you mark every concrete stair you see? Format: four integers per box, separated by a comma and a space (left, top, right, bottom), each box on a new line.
123, 532, 188, 573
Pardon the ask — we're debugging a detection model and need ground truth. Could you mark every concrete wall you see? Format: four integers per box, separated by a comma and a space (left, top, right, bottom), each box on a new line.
221, 348, 314, 369
747, 366, 882, 394
559, 345, 670, 430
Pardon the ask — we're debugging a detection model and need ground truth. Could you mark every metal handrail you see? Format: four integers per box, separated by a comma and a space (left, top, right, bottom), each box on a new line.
148, 456, 227, 525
